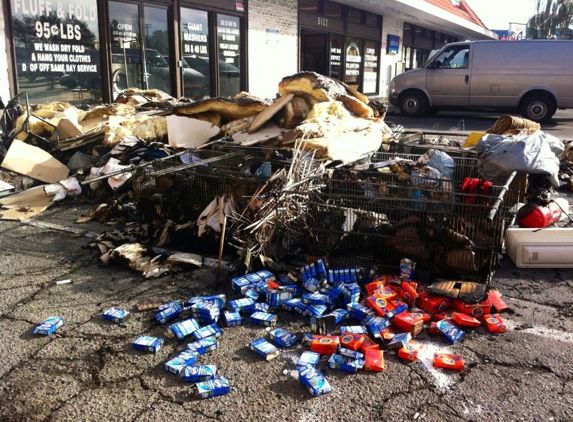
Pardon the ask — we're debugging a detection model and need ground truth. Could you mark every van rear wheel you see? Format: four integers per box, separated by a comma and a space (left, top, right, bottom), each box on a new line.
520, 93, 556, 124
398, 91, 428, 117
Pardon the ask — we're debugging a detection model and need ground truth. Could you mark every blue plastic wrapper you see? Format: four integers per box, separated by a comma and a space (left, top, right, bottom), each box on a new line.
193, 323, 223, 340
339, 347, 364, 360
328, 353, 365, 373
33, 317, 64, 335
102, 307, 130, 324
163, 351, 198, 375
228, 298, 256, 313
186, 338, 218, 355
298, 366, 331, 397
436, 320, 466, 344
223, 310, 242, 327
340, 325, 367, 335
196, 376, 230, 399
183, 365, 217, 382
155, 304, 183, 325
186, 294, 226, 309
168, 318, 200, 340
132, 335, 163, 353
269, 328, 298, 348
297, 351, 321, 368
249, 311, 277, 327
249, 338, 280, 361
387, 332, 412, 350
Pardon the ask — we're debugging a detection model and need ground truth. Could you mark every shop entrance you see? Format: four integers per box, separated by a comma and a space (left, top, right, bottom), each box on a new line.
109, 2, 176, 97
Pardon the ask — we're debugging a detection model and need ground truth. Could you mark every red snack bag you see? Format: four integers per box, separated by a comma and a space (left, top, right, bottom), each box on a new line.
381, 326, 395, 341
339, 332, 365, 351
451, 298, 492, 318
364, 349, 385, 372
359, 334, 379, 353
267, 280, 281, 290
365, 281, 385, 296
428, 321, 440, 335
399, 281, 420, 307
410, 308, 432, 323
433, 311, 453, 322
393, 311, 424, 336
484, 313, 507, 333
451, 312, 481, 328
418, 293, 451, 314
397, 340, 424, 362
487, 290, 509, 313
433, 352, 464, 371
310, 336, 339, 355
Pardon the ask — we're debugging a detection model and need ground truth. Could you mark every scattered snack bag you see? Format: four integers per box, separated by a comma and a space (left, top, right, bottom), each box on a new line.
33, 317, 64, 335
487, 290, 509, 313
451, 312, 481, 328
363, 349, 385, 372
484, 313, 507, 333
397, 340, 425, 362
433, 352, 464, 371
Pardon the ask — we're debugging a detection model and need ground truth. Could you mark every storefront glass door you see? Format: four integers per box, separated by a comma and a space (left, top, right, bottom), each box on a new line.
109, 2, 173, 96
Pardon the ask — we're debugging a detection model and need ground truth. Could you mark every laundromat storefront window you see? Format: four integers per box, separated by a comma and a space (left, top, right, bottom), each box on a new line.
180, 8, 242, 99
11, 0, 101, 104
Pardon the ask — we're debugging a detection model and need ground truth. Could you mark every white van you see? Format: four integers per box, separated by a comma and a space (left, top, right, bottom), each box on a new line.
389, 40, 573, 123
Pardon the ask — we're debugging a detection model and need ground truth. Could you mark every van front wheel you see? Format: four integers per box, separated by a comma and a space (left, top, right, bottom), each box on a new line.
398, 91, 428, 117
520, 93, 556, 124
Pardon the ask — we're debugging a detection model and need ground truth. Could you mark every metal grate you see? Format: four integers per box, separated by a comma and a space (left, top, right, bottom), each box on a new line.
132, 148, 271, 224
275, 152, 526, 284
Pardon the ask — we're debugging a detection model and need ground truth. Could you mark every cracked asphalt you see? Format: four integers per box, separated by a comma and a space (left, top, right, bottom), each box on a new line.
1, 196, 573, 422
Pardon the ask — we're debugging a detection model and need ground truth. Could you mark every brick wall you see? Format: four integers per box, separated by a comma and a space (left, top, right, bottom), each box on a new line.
247, 0, 298, 99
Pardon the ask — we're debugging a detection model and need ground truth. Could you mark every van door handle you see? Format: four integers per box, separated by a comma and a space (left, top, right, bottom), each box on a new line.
464, 75, 469, 84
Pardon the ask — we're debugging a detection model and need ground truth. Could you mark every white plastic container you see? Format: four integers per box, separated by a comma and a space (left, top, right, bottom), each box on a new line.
505, 228, 573, 268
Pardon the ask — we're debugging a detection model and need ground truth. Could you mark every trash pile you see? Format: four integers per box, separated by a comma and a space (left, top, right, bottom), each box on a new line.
33, 257, 510, 399
1, 72, 572, 278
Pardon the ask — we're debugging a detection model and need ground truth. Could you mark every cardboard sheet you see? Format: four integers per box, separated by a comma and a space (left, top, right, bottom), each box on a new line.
167, 115, 220, 148
1, 140, 69, 183
0, 185, 53, 221
249, 93, 294, 133
232, 122, 284, 146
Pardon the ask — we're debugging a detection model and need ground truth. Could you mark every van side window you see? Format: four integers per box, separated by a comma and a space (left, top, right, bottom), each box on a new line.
434, 46, 470, 69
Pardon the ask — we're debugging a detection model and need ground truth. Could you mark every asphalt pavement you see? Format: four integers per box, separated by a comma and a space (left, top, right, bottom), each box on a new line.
1, 112, 573, 421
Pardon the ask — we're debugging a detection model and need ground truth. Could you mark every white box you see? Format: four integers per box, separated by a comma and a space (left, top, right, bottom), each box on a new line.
505, 228, 573, 268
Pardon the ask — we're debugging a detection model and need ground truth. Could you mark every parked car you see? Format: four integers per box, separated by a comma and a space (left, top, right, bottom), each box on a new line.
183, 55, 240, 79
389, 40, 573, 123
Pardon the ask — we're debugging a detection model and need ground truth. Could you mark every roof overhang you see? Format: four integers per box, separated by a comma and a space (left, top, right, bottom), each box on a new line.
335, 0, 498, 40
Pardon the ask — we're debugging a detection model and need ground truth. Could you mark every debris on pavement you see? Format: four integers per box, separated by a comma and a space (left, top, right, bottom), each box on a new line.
0, 185, 53, 220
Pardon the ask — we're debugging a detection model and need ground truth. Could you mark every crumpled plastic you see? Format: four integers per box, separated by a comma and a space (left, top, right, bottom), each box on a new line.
44, 177, 82, 201
418, 149, 455, 180
477, 132, 564, 187
88, 157, 132, 190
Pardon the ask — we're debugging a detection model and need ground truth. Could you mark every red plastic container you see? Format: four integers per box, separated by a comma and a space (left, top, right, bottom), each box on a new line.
517, 202, 562, 228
